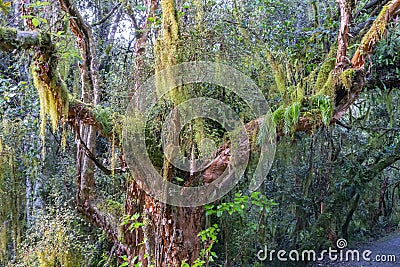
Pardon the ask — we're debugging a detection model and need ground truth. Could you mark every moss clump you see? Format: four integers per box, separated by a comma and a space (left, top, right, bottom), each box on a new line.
0, 26, 51, 50
360, 5, 389, 48
265, 49, 286, 94
315, 57, 335, 93
320, 71, 337, 98
32, 67, 69, 139
0, 27, 17, 50
352, 4, 390, 66
340, 69, 356, 91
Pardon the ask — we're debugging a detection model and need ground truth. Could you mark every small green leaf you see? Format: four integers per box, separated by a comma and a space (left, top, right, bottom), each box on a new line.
0, 1, 11, 15
135, 5, 147, 11
175, 177, 184, 182
32, 17, 40, 27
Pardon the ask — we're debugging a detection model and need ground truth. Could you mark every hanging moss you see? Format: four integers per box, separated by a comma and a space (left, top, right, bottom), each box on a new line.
294, 83, 304, 102
37, 229, 83, 267
0, 225, 6, 263
31, 56, 69, 146
0, 137, 7, 262
155, 0, 179, 71
154, 0, 184, 106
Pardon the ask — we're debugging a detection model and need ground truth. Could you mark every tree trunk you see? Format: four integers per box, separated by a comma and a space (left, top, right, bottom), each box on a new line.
146, 1, 203, 265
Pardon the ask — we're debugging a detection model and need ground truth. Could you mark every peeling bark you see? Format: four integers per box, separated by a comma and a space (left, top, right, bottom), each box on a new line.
335, 0, 354, 69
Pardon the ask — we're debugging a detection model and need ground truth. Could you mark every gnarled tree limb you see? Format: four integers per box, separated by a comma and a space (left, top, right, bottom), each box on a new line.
351, 0, 400, 68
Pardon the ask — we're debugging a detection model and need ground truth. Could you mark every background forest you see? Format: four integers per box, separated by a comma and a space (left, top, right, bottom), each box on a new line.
0, 0, 400, 266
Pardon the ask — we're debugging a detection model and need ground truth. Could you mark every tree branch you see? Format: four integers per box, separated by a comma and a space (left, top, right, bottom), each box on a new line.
335, 0, 354, 69
351, 0, 400, 68
91, 3, 122, 27
0, 27, 51, 50
59, 0, 100, 103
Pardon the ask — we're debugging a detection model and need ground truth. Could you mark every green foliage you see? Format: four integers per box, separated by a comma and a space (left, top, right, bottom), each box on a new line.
205, 192, 277, 218
0, 0, 11, 14
93, 106, 115, 135
1, 0, 400, 266
21, 2, 50, 28
120, 213, 145, 232
271, 101, 302, 135
15, 205, 97, 267
312, 95, 333, 125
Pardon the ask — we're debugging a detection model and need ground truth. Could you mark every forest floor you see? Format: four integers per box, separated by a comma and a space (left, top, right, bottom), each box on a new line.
310, 231, 400, 266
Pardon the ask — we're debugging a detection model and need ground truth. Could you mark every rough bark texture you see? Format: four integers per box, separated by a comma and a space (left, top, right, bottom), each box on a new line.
149, 1, 203, 266
335, 0, 354, 69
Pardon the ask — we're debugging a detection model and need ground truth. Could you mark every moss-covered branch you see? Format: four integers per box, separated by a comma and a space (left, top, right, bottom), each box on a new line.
67, 99, 123, 140
351, 0, 400, 68
0, 27, 50, 50
0, 27, 120, 141
201, 1, 399, 183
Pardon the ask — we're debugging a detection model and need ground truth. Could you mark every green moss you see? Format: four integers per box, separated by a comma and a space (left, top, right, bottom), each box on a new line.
0, 224, 7, 262
315, 57, 335, 93
0, 26, 16, 38
360, 5, 389, 48
265, 49, 286, 94
37, 229, 83, 267
0, 26, 17, 50
32, 53, 69, 148
340, 69, 356, 91
0, 26, 51, 50
320, 72, 337, 98
294, 83, 304, 102
102, 199, 123, 216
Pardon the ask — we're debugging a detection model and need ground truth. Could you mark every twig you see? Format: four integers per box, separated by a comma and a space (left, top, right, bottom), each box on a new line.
92, 3, 122, 27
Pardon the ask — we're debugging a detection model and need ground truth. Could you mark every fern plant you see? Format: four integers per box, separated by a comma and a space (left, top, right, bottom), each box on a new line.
312, 95, 333, 125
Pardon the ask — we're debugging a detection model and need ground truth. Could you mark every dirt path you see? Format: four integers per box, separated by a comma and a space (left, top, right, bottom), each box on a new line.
311, 233, 400, 266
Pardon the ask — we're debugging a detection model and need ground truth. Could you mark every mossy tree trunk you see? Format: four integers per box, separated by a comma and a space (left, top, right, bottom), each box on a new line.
142, 1, 203, 266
